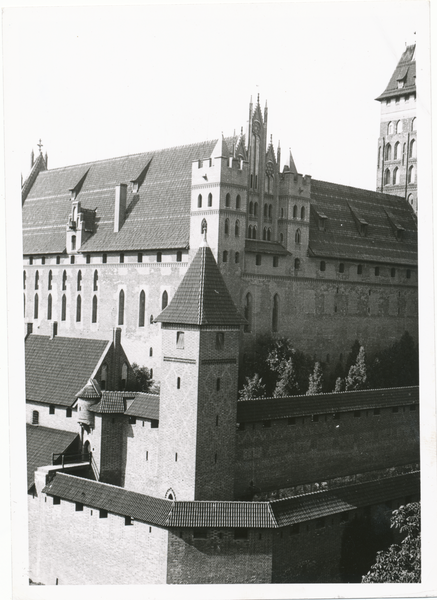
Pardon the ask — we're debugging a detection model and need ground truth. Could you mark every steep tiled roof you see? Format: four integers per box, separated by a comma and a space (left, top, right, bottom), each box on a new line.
245, 239, 289, 256
25, 334, 110, 407
237, 386, 419, 423
26, 425, 79, 491
125, 393, 160, 420
43, 471, 419, 528
376, 44, 416, 101
75, 378, 101, 399
89, 391, 135, 414
22, 141, 217, 255
155, 241, 245, 326
308, 180, 417, 265
271, 471, 419, 526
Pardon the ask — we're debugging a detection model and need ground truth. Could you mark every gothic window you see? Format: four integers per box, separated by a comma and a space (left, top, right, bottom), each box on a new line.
139, 291, 146, 327
267, 228, 272, 241
70, 255, 75, 265
249, 201, 253, 215
244, 293, 252, 333
47, 294, 52, 320
263, 227, 267, 241
391, 268, 396, 278
48, 270, 52, 290
100, 363, 107, 390
280, 233, 284, 243
294, 258, 300, 270
281, 207, 284, 218
86, 254, 91, 264
222, 250, 228, 263
402, 143, 406, 165
235, 252, 240, 264
387, 121, 393, 135
252, 226, 257, 239
295, 229, 301, 244
235, 220, 240, 237
384, 168, 391, 185
77, 270, 82, 291
176, 331, 184, 349
394, 141, 400, 160
236, 195, 241, 209
56, 256, 60, 265
92, 295, 98, 323
293, 205, 297, 218
23, 271, 26, 290
269, 204, 273, 219
411, 117, 416, 131
34, 293, 39, 319
32, 410, 39, 425
93, 270, 98, 291
162, 290, 168, 309
208, 193, 213, 207
118, 290, 125, 325
225, 193, 231, 208
393, 167, 399, 185
301, 206, 305, 220
408, 165, 416, 184
76, 295, 82, 322
198, 194, 202, 208
385, 144, 392, 161
396, 120, 403, 134
71, 235, 76, 251
264, 203, 268, 217
248, 225, 252, 239
409, 139, 416, 158
62, 270, 67, 291
254, 202, 258, 217
224, 218, 230, 235
272, 294, 279, 333
34, 271, 39, 290
157, 252, 162, 263
61, 294, 67, 321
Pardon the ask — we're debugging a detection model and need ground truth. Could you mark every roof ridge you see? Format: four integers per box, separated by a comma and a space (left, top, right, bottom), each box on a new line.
237, 385, 419, 403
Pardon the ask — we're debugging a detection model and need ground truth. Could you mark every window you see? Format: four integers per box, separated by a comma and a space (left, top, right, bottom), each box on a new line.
375, 266, 380, 276
216, 378, 221, 391
34, 293, 39, 319
252, 226, 257, 239
76, 295, 81, 322
387, 121, 393, 135
99, 509, 108, 519
162, 290, 168, 309
236, 195, 241, 209
176, 331, 184, 349
385, 144, 391, 160
92, 295, 98, 323
394, 141, 400, 160
263, 203, 268, 218
176, 251, 182, 262
193, 529, 207, 540
157, 252, 162, 263
201, 218, 207, 235
295, 229, 301, 244
293, 205, 297, 218
267, 228, 272, 241
103, 253, 107, 264
125, 516, 133, 526
61, 294, 67, 321
34, 270, 39, 290
235, 252, 240, 264
253, 202, 258, 217
235, 220, 240, 236
129, 416, 137, 425
280, 233, 284, 243
263, 227, 267, 241
47, 270, 52, 290
23, 271, 26, 290
391, 268, 396, 278
137, 252, 143, 263
320, 261, 326, 272
121, 362, 128, 390
208, 193, 212, 207
149, 347, 153, 357
62, 270, 67, 290
216, 332, 224, 349
225, 193, 231, 208
301, 206, 305, 220
411, 117, 416, 131
234, 529, 248, 540
339, 263, 344, 274
53, 496, 61, 505
249, 201, 253, 215
410, 404, 416, 411
224, 218, 230, 235
100, 364, 107, 390
393, 167, 399, 185
406, 269, 411, 279
56, 256, 60, 265
75, 502, 83, 511
222, 250, 228, 263
139, 291, 146, 327
118, 290, 125, 325
273, 256, 279, 268
255, 254, 261, 266
77, 271, 82, 291
71, 235, 76, 251
294, 258, 300, 270
119, 253, 124, 264
93, 270, 98, 291
408, 165, 416, 184
272, 294, 279, 333
392, 406, 399, 413
86, 254, 91, 264
340, 512, 349, 523
47, 294, 52, 320
198, 194, 202, 208
269, 204, 273, 219
311, 414, 319, 423
70, 255, 75, 264
177, 377, 181, 389
244, 293, 252, 332
409, 139, 416, 158
357, 264, 363, 275
384, 168, 390, 185
23, 294, 26, 317
32, 410, 39, 425
66, 408, 72, 418
49, 406, 55, 415
288, 417, 296, 425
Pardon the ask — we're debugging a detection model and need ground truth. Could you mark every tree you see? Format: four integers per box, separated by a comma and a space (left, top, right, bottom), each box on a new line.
334, 376, 345, 392
362, 502, 421, 583
307, 362, 324, 395
368, 331, 419, 389
267, 338, 313, 396
239, 374, 267, 401
127, 363, 154, 392
345, 346, 368, 391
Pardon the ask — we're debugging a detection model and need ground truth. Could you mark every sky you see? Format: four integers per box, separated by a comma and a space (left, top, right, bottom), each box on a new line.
2, 1, 430, 191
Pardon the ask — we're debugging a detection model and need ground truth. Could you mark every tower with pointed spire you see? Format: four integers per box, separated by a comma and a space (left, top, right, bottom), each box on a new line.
376, 44, 417, 212
155, 235, 245, 501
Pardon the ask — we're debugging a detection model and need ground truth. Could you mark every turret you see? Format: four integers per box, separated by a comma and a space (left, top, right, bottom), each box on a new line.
75, 378, 101, 429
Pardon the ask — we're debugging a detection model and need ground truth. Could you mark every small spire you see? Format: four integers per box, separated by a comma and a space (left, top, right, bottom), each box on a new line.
30, 149, 34, 168
37, 139, 43, 154
270, 134, 273, 145
240, 126, 243, 135
201, 228, 208, 247
257, 93, 260, 104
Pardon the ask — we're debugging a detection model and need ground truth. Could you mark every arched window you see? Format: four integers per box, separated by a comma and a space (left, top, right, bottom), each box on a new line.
402, 143, 406, 165
295, 229, 301, 244
294, 258, 300, 270
236, 195, 241, 209
263, 227, 267, 241
252, 226, 257, 239
77, 270, 82, 291
198, 194, 202, 208
121, 363, 128, 390
208, 193, 212, 207
394, 141, 400, 160
393, 167, 399, 185
320, 261, 326, 272
254, 202, 258, 217
264, 203, 268, 217
32, 410, 39, 425
249, 201, 253, 215
411, 117, 416, 131
301, 206, 305, 220
387, 121, 393, 135
34, 271, 39, 290
162, 290, 168, 309
235, 220, 240, 237
47, 294, 52, 320
118, 290, 125, 325
244, 293, 252, 333
267, 228, 272, 241
272, 294, 279, 333
385, 144, 392, 161
293, 205, 297, 218
149, 347, 153, 357
225, 193, 231, 208
93, 270, 98, 291
248, 225, 253, 239
224, 218, 230, 235
71, 235, 76, 251
100, 364, 107, 390
408, 165, 416, 183
396, 120, 403, 134
92, 295, 98, 323
409, 139, 416, 158
157, 251, 162, 263
281, 207, 284, 218
23, 271, 26, 290
201, 218, 207, 234
139, 290, 146, 327
269, 204, 273, 219
61, 294, 67, 321
280, 233, 284, 243
62, 270, 67, 291
76, 295, 82, 322
34, 293, 39, 319
222, 250, 228, 263
235, 252, 240, 264
384, 168, 391, 185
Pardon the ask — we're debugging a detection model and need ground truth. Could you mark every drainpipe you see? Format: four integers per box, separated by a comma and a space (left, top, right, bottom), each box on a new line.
404, 132, 410, 201
381, 137, 385, 192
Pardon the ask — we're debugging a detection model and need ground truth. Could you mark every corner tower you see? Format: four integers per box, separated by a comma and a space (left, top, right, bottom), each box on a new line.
376, 44, 417, 212
155, 235, 245, 501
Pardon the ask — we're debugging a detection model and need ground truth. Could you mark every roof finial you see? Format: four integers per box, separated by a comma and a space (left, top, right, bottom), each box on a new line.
270, 134, 273, 144
257, 93, 260, 104
37, 139, 43, 154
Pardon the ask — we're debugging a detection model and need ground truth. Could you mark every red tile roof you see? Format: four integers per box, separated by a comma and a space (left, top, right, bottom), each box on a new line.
25, 334, 110, 407
26, 424, 79, 490
237, 386, 419, 423
308, 180, 417, 265
22, 141, 217, 255
376, 44, 416, 102
155, 242, 245, 326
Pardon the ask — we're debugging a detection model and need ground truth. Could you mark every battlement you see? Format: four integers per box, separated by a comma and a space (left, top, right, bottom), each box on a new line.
279, 170, 312, 198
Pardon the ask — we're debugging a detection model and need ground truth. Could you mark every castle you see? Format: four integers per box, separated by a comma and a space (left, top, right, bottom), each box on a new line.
23, 45, 420, 585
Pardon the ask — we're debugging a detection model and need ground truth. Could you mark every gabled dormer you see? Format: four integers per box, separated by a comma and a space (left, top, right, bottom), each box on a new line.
130, 159, 152, 194
66, 168, 95, 252
384, 208, 406, 240
347, 202, 369, 237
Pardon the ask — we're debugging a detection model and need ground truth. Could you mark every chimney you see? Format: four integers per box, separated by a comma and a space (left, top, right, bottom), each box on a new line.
112, 327, 122, 391
50, 321, 58, 339
25, 322, 33, 339
114, 184, 127, 232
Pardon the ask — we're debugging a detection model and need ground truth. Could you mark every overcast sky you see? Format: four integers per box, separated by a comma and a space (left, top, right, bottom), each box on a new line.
3, 1, 430, 191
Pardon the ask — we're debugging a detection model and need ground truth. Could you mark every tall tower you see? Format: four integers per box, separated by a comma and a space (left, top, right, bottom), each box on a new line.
155, 235, 245, 501
376, 44, 417, 212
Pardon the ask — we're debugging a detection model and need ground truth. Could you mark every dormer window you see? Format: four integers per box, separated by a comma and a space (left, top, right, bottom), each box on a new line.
132, 182, 139, 194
